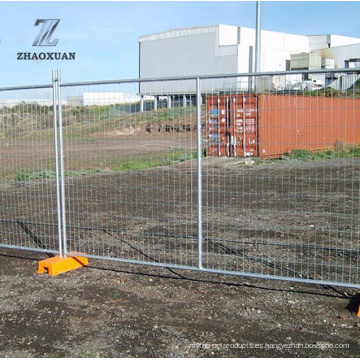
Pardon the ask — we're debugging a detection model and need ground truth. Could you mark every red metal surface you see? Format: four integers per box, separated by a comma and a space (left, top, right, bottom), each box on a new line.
257, 94, 360, 159
206, 93, 360, 159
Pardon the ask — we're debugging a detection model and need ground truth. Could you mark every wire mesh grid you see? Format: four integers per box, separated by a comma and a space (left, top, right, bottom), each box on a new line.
60, 79, 200, 267
201, 72, 360, 286
0, 86, 60, 253
0, 70, 359, 287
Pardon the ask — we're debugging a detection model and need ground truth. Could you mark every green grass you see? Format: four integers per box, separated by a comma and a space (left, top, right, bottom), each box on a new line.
14, 170, 56, 182
80, 347, 102, 358
12, 149, 198, 182
111, 148, 197, 172
282, 143, 360, 161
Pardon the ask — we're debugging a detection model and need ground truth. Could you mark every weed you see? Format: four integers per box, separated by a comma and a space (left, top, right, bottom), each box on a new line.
14, 170, 55, 182
80, 348, 102, 358
283, 143, 360, 161
11, 149, 198, 182
113, 149, 197, 172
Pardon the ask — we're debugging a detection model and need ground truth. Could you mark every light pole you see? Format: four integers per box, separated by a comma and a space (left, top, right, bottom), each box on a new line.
255, 1, 261, 74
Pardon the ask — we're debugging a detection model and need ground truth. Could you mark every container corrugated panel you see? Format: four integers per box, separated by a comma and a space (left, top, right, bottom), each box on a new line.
257, 94, 360, 159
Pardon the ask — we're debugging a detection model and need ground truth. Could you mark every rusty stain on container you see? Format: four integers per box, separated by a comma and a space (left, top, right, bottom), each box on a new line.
206, 94, 360, 159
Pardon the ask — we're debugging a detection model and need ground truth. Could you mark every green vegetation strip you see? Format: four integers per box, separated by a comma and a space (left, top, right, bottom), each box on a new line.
282, 143, 360, 160
12, 149, 197, 182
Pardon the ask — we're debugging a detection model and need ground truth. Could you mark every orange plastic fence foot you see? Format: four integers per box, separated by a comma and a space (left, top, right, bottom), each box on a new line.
38, 255, 89, 276
357, 305, 360, 318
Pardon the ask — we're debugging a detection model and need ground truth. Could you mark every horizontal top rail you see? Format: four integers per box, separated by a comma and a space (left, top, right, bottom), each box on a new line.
0, 83, 53, 92
0, 67, 358, 92
59, 67, 360, 88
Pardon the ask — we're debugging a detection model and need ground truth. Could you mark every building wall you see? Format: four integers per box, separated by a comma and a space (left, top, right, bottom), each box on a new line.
67, 92, 152, 106
313, 43, 360, 68
140, 25, 312, 77
261, 48, 292, 72
237, 45, 252, 73
139, 25, 360, 94
308, 35, 331, 51
0, 98, 61, 107
218, 24, 238, 46
261, 29, 309, 53
140, 26, 239, 94
330, 34, 360, 47
309, 34, 360, 51
237, 27, 308, 51
140, 32, 218, 78
140, 25, 240, 79
253, 29, 309, 72
67, 96, 83, 106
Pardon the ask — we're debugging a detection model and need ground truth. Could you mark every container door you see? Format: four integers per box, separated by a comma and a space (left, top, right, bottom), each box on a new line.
206, 95, 230, 157
231, 94, 258, 157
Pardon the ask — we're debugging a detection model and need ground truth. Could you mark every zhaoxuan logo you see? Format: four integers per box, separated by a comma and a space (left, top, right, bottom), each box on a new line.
33, 19, 60, 46
17, 19, 76, 61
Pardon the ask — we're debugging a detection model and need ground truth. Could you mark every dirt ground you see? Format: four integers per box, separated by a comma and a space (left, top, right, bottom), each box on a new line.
1, 130, 360, 357
0, 249, 360, 358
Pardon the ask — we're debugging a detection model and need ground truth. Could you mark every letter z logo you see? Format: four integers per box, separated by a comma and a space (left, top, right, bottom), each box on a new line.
33, 19, 60, 46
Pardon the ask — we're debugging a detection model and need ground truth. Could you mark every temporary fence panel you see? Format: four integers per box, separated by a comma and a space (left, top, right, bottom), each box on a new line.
0, 69, 359, 289
59, 78, 200, 269
0, 84, 61, 254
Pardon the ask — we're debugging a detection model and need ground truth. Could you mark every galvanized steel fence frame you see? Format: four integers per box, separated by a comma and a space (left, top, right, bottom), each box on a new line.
1, 68, 360, 289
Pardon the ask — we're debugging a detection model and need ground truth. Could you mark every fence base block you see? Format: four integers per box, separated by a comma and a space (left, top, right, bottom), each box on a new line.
38, 255, 89, 276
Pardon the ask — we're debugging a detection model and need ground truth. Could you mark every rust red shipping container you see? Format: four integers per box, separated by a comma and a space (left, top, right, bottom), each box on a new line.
206, 94, 360, 159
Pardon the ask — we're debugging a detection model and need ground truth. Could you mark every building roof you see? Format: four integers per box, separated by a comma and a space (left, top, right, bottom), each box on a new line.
139, 24, 360, 49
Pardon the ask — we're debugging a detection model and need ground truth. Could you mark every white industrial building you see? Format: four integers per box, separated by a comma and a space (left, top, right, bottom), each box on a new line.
67, 92, 154, 106
0, 98, 65, 108
139, 25, 360, 94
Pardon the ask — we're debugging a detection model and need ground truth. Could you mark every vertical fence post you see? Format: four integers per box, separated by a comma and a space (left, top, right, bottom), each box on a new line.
196, 78, 203, 270
56, 69, 68, 256
38, 70, 89, 275
52, 70, 63, 258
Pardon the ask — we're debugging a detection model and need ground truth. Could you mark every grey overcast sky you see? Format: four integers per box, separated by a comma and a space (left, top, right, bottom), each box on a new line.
0, 1, 359, 87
